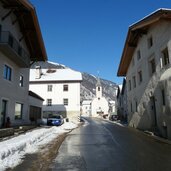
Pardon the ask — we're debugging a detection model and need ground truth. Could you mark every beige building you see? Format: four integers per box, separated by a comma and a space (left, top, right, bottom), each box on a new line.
0, 0, 47, 127
117, 9, 171, 139
91, 79, 109, 117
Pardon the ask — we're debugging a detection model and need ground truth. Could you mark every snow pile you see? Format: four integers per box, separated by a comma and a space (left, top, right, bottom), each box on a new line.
0, 122, 77, 171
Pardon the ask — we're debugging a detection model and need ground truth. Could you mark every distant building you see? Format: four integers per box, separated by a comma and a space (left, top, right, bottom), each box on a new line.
109, 100, 116, 114
91, 78, 109, 117
81, 100, 92, 116
116, 79, 127, 121
117, 9, 171, 139
29, 66, 82, 122
0, 0, 47, 127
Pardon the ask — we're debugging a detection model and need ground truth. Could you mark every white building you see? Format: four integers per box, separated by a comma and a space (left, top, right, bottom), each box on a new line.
117, 9, 171, 139
81, 100, 92, 117
91, 79, 109, 117
0, 0, 47, 127
29, 66, 82, 122
116, 79, 128, 121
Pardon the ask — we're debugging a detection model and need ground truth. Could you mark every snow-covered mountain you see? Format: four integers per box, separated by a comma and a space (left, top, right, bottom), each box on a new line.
30, 61, 118, 102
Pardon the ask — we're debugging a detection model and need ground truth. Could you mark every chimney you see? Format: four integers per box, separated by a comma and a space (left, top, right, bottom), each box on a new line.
35, 66, 42, 79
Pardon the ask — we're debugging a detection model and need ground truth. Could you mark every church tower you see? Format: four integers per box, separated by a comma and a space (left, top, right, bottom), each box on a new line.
96, 78, 102, 98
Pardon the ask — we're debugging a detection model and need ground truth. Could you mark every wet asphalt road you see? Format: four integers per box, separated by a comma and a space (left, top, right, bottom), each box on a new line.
48, 117, 171, 171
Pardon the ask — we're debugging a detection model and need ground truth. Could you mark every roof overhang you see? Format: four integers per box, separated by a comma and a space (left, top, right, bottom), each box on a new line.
117, 8, 171, 76
0, 0, 47, 61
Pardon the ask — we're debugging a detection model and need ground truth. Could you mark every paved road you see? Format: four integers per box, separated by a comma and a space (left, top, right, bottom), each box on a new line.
48, 117, 171, 171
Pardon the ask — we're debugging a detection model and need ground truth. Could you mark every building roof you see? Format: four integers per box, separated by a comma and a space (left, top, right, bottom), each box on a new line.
28, 90, 44, 101
29, 68, 82, 82
117, 8, 171, 76
0, 0, 47, 61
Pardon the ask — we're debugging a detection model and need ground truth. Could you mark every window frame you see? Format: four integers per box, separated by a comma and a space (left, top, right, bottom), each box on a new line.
128, 80, 131, 91
47, 99, 52, 106
147, 36, 153, 48
162, 47, 170, 67
138, 70, 143, 84
63, 98, 68, 106
149, 58, 156, 74
19, 75, 24, 87
4, 65, 12, 81
15, 103, 23, 120
133, 76, 136, 88
63, 85, 68, 91
137, 50, 141, 61
47, 85, 53, 92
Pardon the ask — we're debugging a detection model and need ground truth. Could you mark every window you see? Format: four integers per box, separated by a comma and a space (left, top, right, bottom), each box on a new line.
4, 65, 12, 81
19, 75, 24, 87
133, 76, 136, 88
149, 58, 156, 74
63, 85, 68, 91
132, 57, 135, 66
128, 80, 131, 91
137, 50, 141, 61
8, 34, 13, 47
98, 87, 100, 91
131, 102, 133, 112
148, 36, 153, 48
162, 48, 170, 66
63, 98, 68, 106
47, 99, 52, 106
138, 71, 143, 84
15, 103, 23, 119
47, 85, 53, 92
135, 101, 138, 112
162, 89, 166, 106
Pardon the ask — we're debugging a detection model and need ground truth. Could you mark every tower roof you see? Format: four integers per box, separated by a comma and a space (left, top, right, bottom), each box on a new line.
96, 78, 101, 87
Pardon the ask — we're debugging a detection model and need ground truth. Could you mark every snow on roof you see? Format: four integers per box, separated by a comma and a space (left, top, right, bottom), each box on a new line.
129, 8, 171, 27
30, 68, 82, 82
48, 61, 67, 68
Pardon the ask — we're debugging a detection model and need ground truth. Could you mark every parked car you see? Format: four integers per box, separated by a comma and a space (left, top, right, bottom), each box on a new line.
109, 114, 118, 121
47, 115, 64, 126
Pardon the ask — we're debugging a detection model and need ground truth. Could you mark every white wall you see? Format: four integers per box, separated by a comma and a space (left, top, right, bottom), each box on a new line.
0, 2, 31, 127
126, 20, 171, 138
29, 82, 81, 118
91, 97, 109, 117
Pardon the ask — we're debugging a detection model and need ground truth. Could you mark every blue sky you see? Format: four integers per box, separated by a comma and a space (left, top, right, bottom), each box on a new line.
31, 0, 171, 84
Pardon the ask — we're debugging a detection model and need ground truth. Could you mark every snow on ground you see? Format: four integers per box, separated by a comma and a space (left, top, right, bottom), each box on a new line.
0, 122, 78, 171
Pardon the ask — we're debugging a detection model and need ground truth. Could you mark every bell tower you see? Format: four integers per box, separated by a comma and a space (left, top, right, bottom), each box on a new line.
96, 77, 102, 98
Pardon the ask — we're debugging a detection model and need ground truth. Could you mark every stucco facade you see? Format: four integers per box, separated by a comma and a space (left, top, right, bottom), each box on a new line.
117, 9, 171, 139
91, 79, 109, 117
29, 67, 82, 122
81, 100, 92, 116
0, 1, 46, 127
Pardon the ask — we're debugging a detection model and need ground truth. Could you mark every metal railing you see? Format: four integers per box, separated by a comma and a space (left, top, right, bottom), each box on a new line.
0, 31, 30, 66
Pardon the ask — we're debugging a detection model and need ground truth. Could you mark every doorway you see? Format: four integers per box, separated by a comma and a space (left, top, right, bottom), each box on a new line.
150, 96, 157, 127
1, 99, 8, 128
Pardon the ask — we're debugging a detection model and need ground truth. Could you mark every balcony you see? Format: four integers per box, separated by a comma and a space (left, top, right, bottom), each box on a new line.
0, 31, 30, 67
